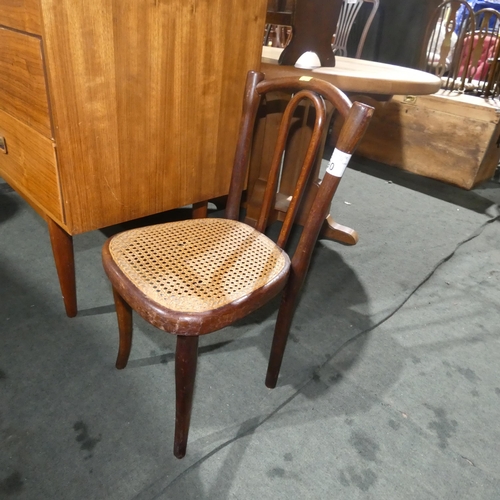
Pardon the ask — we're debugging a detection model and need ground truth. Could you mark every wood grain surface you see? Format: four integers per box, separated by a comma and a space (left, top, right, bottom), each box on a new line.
0, 0, 42, 35
261, 47, 442, 96
0, 108, 61, 221
40, 0, 267, 233
0, 28, 51, 138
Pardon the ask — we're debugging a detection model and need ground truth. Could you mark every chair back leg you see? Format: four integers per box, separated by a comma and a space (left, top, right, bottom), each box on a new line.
113, 287, 134, 370
174, 335, 200, 459
265, 277, 301, 388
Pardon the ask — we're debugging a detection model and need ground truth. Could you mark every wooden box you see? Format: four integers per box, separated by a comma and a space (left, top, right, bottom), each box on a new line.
356, 90, 500, 189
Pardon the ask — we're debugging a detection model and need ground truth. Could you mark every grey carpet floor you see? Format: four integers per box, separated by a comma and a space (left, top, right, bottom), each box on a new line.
1, 158, 499, 499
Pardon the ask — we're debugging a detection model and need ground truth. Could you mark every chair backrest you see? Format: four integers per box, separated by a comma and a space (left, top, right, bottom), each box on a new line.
334, 0, 379, 58
420, 0, 475, 91
461, 8, 500, 97
225, 71, 373, 270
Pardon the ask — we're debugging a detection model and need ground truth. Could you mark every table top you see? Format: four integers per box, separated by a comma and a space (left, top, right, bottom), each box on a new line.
262, 46, 442, 96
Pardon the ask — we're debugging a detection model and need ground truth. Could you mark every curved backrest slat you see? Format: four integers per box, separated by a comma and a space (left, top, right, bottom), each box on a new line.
225, 71, 374, 265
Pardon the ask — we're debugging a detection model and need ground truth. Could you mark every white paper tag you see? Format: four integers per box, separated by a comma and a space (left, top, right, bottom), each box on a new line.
325, 148, 352, 178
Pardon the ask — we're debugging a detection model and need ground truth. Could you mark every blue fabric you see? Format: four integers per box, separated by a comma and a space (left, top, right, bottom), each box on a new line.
475, 1, 500, 30
455, 0, 500, 33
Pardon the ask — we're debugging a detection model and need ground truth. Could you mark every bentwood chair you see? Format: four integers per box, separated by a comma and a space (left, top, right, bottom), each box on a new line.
102, 70, 373, 458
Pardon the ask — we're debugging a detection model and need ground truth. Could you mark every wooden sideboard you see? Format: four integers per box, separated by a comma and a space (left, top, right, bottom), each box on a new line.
0, 0, 267, 316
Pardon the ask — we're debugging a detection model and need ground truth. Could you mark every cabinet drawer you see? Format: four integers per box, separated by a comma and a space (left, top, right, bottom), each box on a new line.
0, 0, 42, 35
0, 109, 63, 222
0, 27, 52, 138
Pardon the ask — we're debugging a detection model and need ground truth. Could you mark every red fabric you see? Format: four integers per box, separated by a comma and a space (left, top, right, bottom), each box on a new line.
459, 33, 498, 80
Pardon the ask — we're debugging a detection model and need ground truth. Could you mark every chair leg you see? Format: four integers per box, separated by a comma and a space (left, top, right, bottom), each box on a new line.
174, 335, 199, 459
112, 287, 133, 370
265, 290, 297, 389
192, 201, 208, 219
266, 266, 307, 388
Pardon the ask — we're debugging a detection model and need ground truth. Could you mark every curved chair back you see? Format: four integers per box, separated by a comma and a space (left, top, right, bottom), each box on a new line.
462, 8, 500, 97
420, 0, 475, 91
226, 72, 373, 257
334, 0, 379, 58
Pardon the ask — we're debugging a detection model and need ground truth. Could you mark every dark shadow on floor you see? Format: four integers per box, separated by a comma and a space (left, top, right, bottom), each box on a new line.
347, 156, 500, 214
0, 182, 19, 223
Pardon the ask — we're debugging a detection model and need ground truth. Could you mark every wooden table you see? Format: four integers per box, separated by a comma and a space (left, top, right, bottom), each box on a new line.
245, 48, 442, 244
262, 47, 442, 96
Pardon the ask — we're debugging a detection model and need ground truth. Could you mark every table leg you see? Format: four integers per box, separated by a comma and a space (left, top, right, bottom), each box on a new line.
279, 181, 359, 246
47, 218, 77, 318
320, 215, 358, 245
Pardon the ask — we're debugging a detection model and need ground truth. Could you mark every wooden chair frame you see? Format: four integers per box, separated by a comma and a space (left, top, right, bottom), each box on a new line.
102, 70, 373, 458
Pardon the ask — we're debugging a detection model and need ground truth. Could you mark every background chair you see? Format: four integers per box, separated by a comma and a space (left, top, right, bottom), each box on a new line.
333, 0, 380, 58
459, 8, 500, 97
420, 0, 475, 91
264, 0, 379, 59
419, 0, 500, 98
102, 71, 373, 459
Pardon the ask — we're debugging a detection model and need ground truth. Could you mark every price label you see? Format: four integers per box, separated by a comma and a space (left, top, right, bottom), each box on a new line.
325, 148, 351, 178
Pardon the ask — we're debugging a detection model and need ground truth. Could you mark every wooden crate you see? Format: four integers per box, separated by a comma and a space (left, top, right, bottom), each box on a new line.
356, 90, 500, 189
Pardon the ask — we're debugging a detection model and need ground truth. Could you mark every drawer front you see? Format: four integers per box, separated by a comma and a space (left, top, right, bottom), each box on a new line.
0, 27, 52, 138
0, 108, 63, 222
0, 0, 42, 35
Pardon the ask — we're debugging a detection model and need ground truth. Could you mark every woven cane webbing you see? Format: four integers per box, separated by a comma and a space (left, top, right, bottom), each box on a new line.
109, 218, 287, 313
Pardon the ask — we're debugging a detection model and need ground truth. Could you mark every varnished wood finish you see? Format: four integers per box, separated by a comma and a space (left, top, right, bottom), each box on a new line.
320, 215, 358, 245
0, 0, 42, 35
174, 335, 199, 459
39, 0, 267, 234
0, 28, 51, 138
250, 52, 441, 245
192, 201, 208, 220
47, 218, 76, 318
113, 288, 133, 370
279, 0, 343, 67
266, 0, 295, 25
102, 71, 374, 457
244, 92, 354, 243
356, 91, 500, 189
0, 108, 62, 222
266, 101, 373, 388
103, 235, 290, 337
262, 49, 442, 96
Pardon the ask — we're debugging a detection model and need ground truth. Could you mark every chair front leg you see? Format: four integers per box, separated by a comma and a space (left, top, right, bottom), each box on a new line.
265, 288, 297, 389
112, 287, 133, 369
174, 335, 199, 459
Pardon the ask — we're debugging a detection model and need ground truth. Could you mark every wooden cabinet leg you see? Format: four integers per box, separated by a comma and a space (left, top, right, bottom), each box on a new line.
192, 201, 208, 219
47, 218, 77, 317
